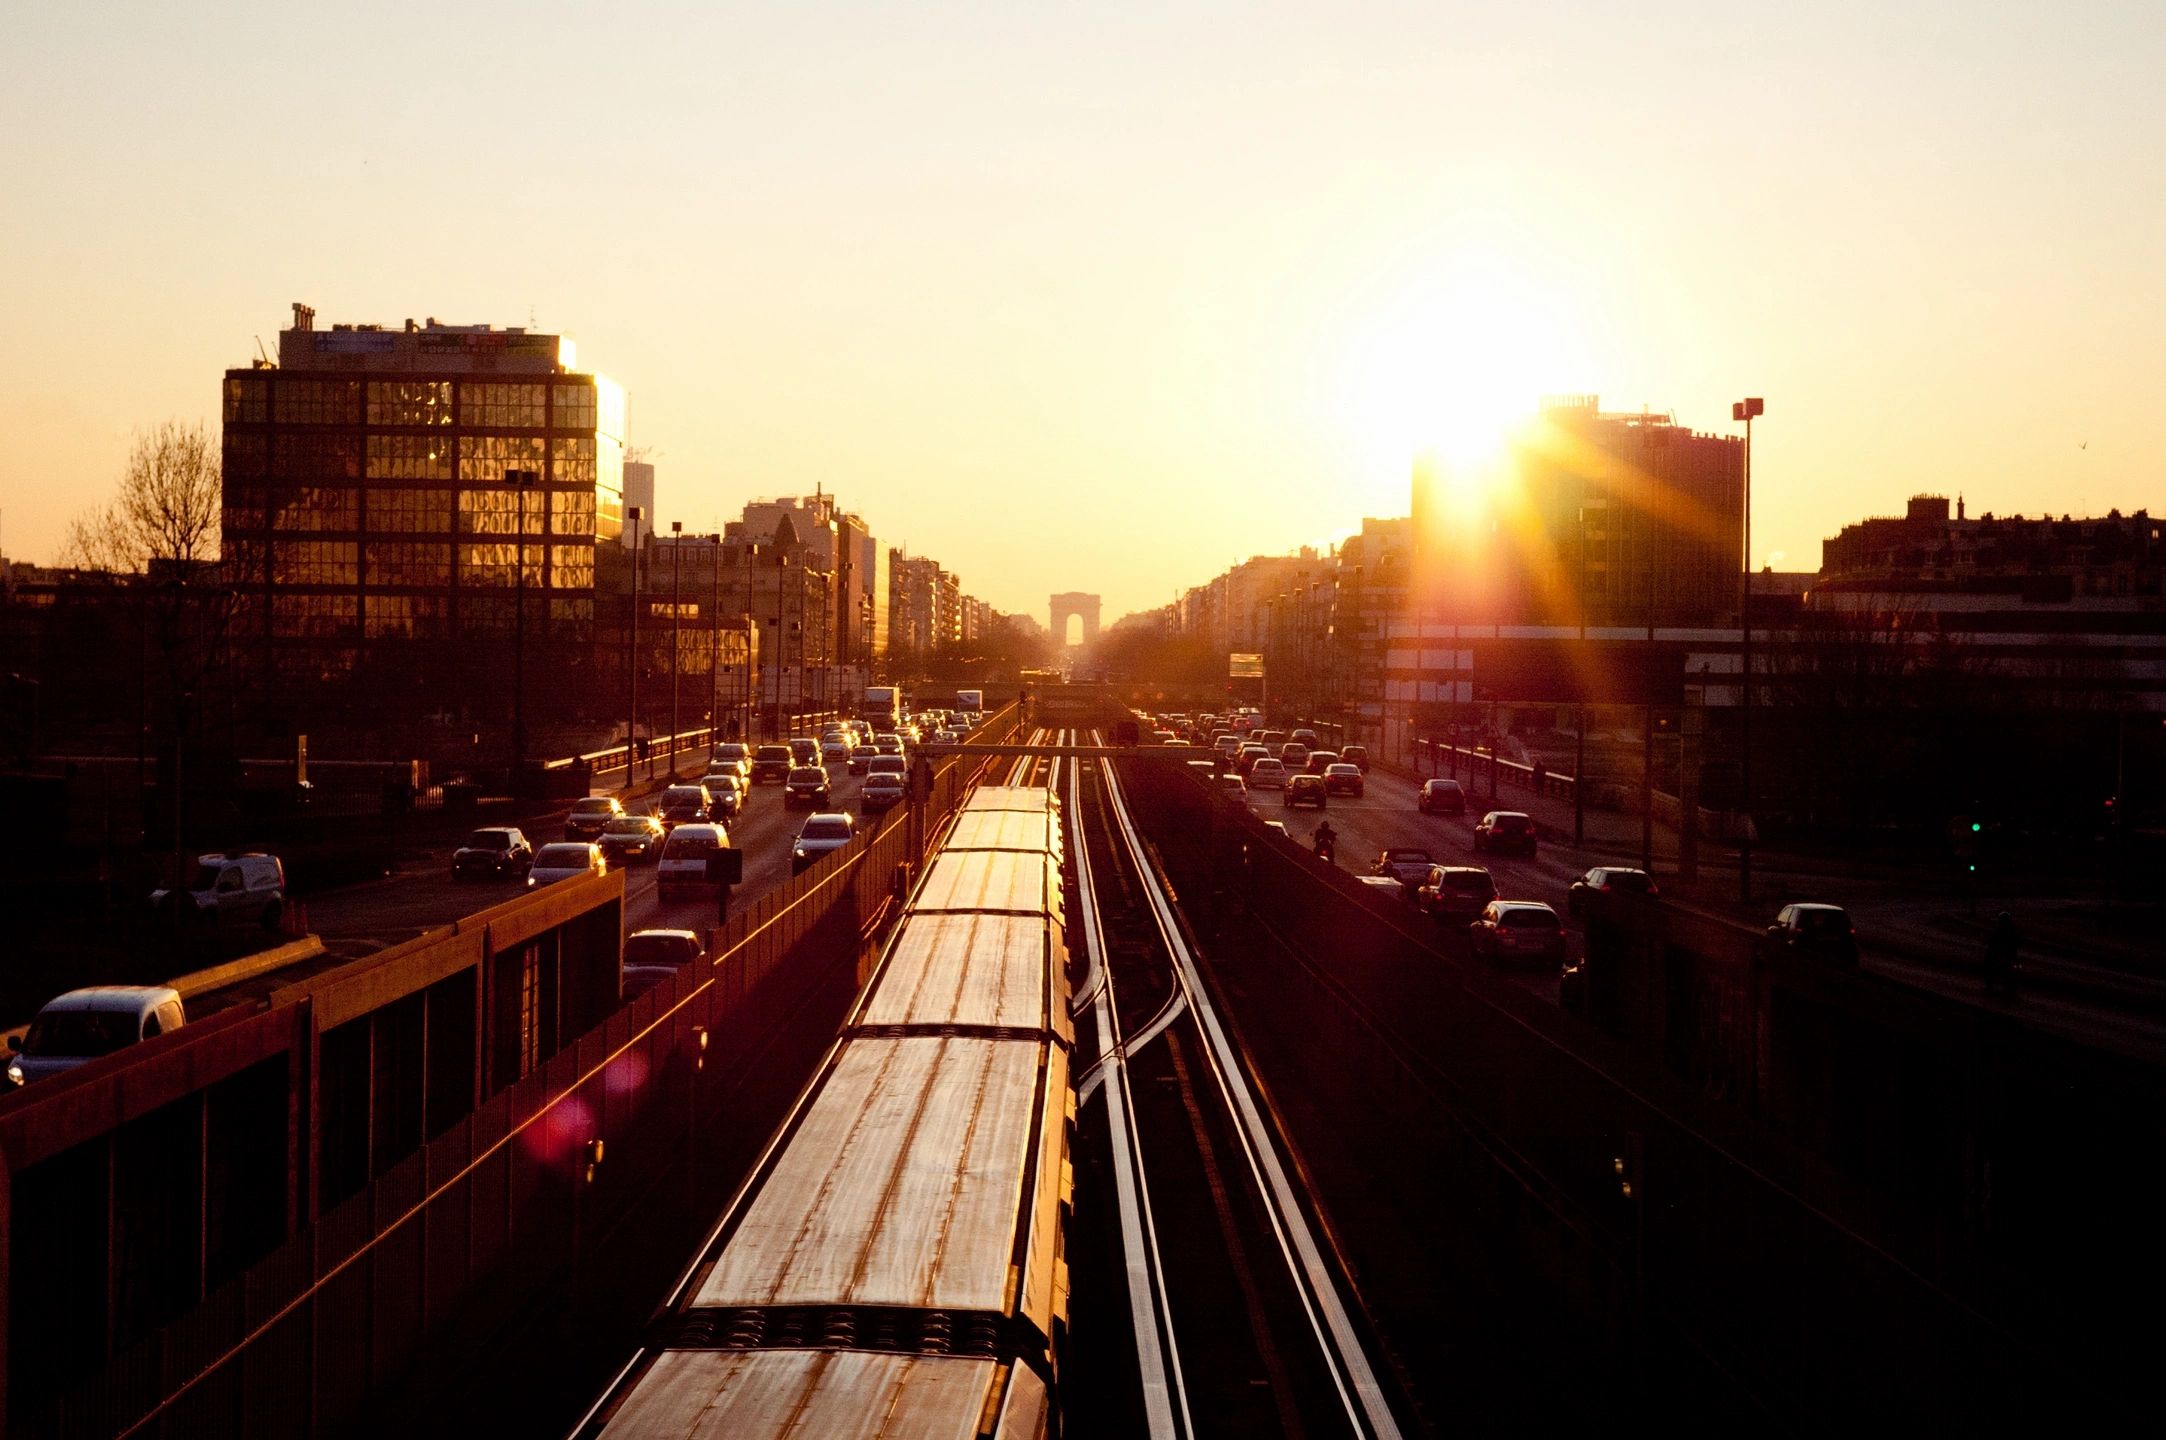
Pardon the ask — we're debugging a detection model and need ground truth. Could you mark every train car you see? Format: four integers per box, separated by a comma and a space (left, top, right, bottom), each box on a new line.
577, 784, 1072, 1439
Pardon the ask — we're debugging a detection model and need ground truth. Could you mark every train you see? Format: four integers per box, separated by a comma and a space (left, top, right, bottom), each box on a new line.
573, 782, 1073, 1437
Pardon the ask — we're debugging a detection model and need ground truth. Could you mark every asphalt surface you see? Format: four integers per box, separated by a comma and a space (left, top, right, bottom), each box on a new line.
301, 759, 895, 957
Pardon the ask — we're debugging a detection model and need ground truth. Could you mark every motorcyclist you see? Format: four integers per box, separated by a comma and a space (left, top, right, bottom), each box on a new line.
1983, 911, 2019, 993
1312, 819, 1338, 863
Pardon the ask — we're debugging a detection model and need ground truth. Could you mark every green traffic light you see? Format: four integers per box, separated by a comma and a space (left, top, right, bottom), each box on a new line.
1970, 822, 1982, 833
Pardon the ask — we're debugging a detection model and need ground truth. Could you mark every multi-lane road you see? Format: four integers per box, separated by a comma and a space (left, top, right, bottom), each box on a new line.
303, 762, 896, 957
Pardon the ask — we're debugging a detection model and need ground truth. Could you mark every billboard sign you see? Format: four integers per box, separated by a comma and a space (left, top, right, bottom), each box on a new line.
1229, 653, 1264, 679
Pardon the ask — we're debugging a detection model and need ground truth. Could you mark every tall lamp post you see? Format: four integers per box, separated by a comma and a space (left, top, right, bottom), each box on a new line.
1732, 397, 1765, 902
709, 534, 723, 738
505, 467, 541, 786
669, 519, 683, 776
623, 504, 643, 791
1640, 424, 1670, 874
1575, 503, 1589, 845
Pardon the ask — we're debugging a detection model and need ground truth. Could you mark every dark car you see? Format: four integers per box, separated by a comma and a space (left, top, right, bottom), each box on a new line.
1568, 866, 1659, 915
1469, 901, 1569, 964
1284, 773, 1328, 810
1767, 903, 1859, 967
860, 771, 907, 813
1418, 779, 1466, 815
1473, 810, 1537, 856
1322, 763, 1364, 796
1305, 749, 1340, 774
451, 827, 533, 881
564, 795, 625, 841
598, 814, 666, 866
658, 784, 713, 829
750, 744, 793, 784
791, 812, 855, 873
622, 928, 705, 1000
784, 765, 831, 808
1417, 865, 1497, 923
788, 737, 821, 769
1340, 744, 1371, 773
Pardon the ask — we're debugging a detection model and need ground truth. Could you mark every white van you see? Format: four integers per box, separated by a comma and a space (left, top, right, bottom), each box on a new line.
149, 852, 286, 931
656, 823, 731, 901
8, 987, 187, 1086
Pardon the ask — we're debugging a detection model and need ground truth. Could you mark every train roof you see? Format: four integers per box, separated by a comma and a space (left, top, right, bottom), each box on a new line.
912, 848, 1063, 921
596, 1349, 1048, 1438
693, 1035, 1069, 1326
959, 785, 1054, 814
944, 807, 1061, 857
861, 911, 1073, 1040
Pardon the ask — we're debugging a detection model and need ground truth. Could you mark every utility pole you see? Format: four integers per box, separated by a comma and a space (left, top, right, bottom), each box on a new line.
1576, 504, 1589, 845
670, 520, 683, 776
624, 504, 643, 791
1732, 397, 1765, 902
709, 534, 723, 740
506, 467, 540, 788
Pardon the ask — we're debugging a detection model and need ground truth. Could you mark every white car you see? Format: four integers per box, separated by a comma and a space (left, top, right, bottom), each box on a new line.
1246, 757, 1288, 790
657, 823, 731, 900
528, 842, 605, 888
8, 987, 186, 1087
148, 852, 286, 932
1216, 773, 1249, 804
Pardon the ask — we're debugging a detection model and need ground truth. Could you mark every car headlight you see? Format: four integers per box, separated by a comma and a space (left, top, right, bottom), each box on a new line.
793, 846, 807, 858
8, 1062, 23, 1086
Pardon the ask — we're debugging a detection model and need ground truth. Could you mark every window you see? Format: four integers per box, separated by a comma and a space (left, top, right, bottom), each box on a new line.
458, 486, 546, 535
272, 379, 360, 425
548, 597, 594, 638
366, 380, 453, 427
271, 487, 358, 532
271, 541, 358, 586
273, 433, 361, 481
458, 382, 546, 429
552, 487, 595, 537
368, 488, 453, 533
549, 545, 594, 589
223, 432, 268, 478
365, 542, 452, 588
365, 594, 449, 639
551, 434, 595, 487
271, 593, 360, 636
457, 542, 540, 588
458, 434, 547, 484
552, 382, 597, 432
223, 485, 266, 533
224, 376, 270, 424
366, 434, 452, 480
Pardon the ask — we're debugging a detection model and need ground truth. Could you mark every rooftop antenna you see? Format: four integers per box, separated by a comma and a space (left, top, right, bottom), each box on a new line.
253, 336, 271, 366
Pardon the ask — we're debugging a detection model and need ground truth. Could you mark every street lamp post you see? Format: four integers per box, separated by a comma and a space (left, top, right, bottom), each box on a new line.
624, 504, 643, 791
709, 534, 722, 739
670, 520, 683, 776
1639, 424, 1670, 874
505, 467, 541, 787
1575, 504, 1589, 846
1732, 397, 1765, 902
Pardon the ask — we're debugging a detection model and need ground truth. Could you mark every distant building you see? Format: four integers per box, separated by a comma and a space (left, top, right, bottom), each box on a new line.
621, 460, 656, 534
220, 303, 627, 709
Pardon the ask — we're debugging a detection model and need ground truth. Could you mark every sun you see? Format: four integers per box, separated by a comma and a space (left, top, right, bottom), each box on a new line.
1337, 255, 1588, 512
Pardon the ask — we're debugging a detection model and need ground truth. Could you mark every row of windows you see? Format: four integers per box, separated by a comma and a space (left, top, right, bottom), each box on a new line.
272, 542, 359, 586
239, 539, 598, 590
226, 484, 598, 536
263, 594, 597, 642
226, 375, 603, 430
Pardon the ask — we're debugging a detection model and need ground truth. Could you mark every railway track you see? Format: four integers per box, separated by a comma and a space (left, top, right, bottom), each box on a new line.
1066, 729, 1414, 1438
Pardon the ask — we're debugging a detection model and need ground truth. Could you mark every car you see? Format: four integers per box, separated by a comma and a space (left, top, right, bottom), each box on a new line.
1567, 866, 1659, 915
1216, 773, 1249, 805
1473, 810, 1538, 857
1767, 903, 1859, 966
598, 814, 667, 866
1418, 779, 1466, 815
784, 765, 831, 807
1370, 847, 1435, 889
658, 784, 714, 829
820, 737, 852, 766
1417, 865, 1498, 923
860, 771, 907, 813
1306, 749, 1340, 774
865, 753, 907, 779
1279, 742, 1311, 771
709, 742, 753, 780
1214, 735, 1243, 764
655, 823, 731, 899
1284, 773, 1328, 810
703, 773, 747, 818
148, 851, 287, 931
1247, 757, 1288, 790
564, 795, 625, 841
788, 737, 821, 768
873, 733, 905, 759
750, 744, 793, 784
1358, 874, 1406, 896
1469, 901, 1570, 964
7, 987, 187, 1087
1322, 763, 1364, 797
621, 928, 706, 1000
1340, 744, 1371, 773
1291, 727, 1319, 748
792, 812, 856, 873
452, 828, 533, 881
529, 841, 605, 888
1235, 743, 1271, 775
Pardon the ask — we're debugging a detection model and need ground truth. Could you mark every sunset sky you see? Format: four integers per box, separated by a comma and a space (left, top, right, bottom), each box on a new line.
3, 1, 2159, 622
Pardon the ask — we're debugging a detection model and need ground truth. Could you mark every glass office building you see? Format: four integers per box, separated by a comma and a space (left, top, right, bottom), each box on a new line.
222, 305, 625, 692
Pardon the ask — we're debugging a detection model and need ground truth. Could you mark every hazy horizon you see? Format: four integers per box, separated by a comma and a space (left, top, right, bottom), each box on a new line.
4, 1, 2159, 622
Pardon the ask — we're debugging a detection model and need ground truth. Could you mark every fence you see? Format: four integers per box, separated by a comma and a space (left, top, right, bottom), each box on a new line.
1117, 761, 2132, 1429
16, 706, 1023, 1438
